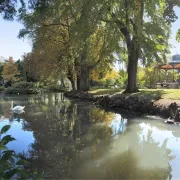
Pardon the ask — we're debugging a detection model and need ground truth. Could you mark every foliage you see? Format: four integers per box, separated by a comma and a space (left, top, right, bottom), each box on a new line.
90, 67, 120, 88
18, 0, 123, 91
4, 83, 40, 94
176, 29, 180, 42
0, 125, 42, 179
2, 58, 20, 83
0, 0, 16, 20
2, 0, 180, 92
15, 60, 26, 81
4, 87, 40, 94
12, 81, 39, 89
3, 81, 41, 94
137, 66, 180, 88
4, 81, 68, 94
0, 63, 4, 83
118, 69, 128, 88
22, 53, 40, 82
0, 86, 5, 92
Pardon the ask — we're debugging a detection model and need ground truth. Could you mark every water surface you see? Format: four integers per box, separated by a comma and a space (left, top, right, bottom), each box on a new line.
0, 93, 179, 179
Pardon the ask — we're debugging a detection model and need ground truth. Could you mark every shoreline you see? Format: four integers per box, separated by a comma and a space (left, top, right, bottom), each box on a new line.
64, 91, 180, 123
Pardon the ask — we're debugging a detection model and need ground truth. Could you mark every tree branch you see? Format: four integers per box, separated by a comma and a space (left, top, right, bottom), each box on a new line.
42, 23, 69, 27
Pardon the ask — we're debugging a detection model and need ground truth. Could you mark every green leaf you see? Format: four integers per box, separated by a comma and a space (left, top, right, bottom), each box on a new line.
1, 150, 14, 161
1, 125, 11, 134
16, 159, 29, 165
1, 135, 16, 145
4, 168, 19, 179
0, 145, 8, 150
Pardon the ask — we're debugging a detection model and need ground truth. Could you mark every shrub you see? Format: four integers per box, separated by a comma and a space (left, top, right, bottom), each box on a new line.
0, 86, 5, 92
4, 82, 41, 94
12, 82, 38, 89
4, 87, 40, 94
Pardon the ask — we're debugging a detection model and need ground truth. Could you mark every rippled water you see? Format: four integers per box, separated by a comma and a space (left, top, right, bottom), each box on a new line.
0, 93, 180, 179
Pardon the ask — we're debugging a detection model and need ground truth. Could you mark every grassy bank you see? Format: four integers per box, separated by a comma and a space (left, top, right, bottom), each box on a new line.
89, 88, 180, 100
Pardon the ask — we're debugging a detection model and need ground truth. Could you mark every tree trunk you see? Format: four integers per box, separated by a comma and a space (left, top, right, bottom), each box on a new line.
79, 65, 90, 91
68, 77, 76, 90
77, 74, 80, 90
124, 40, 139, 93
68, 76, 77, 91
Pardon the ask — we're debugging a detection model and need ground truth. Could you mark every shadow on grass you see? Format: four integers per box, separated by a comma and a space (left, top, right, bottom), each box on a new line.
90, 88, 180, 100
137, 89, 180, 100
134, 90, 166, 100
89, 88, 123, 95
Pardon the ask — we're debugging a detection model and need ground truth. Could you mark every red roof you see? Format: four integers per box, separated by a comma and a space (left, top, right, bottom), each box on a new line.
160, 64, 173, 69
174, 64, 180, 69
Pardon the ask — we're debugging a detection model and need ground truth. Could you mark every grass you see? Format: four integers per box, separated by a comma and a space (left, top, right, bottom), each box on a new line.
89, 88, 180, 100
88, 88, 124, 95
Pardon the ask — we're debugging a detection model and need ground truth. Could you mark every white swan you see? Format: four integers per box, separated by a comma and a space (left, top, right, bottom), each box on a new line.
11, 101, 25, 111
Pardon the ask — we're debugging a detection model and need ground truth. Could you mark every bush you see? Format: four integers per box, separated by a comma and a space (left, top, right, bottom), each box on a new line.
4, 87, 40, 94
12, 82, 38, 89
0, 86, 5, 92
5, 82, 65, 94
4, 82, 41, 94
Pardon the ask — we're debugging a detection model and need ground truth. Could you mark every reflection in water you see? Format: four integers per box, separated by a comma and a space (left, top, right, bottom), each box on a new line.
0, 93, 179, 179
109, 114, 127, 136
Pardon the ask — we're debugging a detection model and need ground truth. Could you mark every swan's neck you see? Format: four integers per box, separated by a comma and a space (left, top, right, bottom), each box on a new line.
11, 101, 13, 110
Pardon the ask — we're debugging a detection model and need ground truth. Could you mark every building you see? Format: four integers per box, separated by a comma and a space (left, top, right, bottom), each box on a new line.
169, 54, 180, 65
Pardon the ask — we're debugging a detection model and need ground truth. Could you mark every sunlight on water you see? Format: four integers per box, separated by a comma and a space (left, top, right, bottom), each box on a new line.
0, 93, 179, 179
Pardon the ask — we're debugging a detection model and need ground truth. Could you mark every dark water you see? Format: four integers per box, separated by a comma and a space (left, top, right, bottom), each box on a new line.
0, 93, 180, 179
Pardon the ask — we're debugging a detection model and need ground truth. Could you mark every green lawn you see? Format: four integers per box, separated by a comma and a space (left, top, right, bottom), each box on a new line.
89, 88, 180, 100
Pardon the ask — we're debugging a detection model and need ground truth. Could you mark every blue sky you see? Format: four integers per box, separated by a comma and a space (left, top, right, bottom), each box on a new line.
0, 18, 32, 60
0, 7, 180, 60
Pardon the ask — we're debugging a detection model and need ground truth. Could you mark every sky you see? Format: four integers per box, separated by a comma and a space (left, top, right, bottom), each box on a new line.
0, 18, 32, 60
0, 7, 180, 60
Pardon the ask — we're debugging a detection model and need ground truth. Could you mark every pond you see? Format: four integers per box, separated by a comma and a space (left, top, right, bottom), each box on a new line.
0, 93, 180, 179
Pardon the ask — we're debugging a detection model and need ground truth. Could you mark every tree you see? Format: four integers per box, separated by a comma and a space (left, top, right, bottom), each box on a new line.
15, 59, 26, 81
0, 62, 4, 84
97, 0, 180, 93
0, 0, 26, 20
18, 0, 121, 91
176, 29, 180, 42
0, 0, 16, 20
18, 0, 180, 92
90, 67, 120, 88
2, 57, 20, 83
